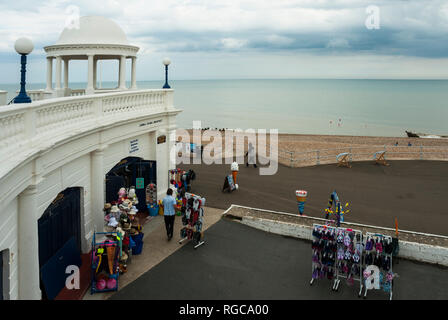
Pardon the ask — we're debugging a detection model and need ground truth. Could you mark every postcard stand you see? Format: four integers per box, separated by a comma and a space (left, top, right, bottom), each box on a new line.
362, 232, 394, 300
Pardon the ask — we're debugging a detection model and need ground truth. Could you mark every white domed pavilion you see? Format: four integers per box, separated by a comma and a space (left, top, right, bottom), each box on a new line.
44, 16, 139, 96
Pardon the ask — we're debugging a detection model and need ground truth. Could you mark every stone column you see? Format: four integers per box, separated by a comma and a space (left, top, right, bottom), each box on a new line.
18, 185, 41, 300
131, 57, 137, 89
45, 57, 53, 92
91, 148, 106, 233
119, 55, 126, 90
93, 58, 97, 90
86, 54, 94, 95
55, 56, 62, 90
63, 59, 69, 89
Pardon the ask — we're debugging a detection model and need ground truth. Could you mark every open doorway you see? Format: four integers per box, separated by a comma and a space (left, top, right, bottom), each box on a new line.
105, 157, 157, 213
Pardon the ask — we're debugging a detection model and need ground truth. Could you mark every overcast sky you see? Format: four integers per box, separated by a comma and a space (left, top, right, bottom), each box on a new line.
1, 0, 448, 83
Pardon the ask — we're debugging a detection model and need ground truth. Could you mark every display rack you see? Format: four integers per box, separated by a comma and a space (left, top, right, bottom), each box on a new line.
310, 224, 337, 288
179, 192, 206, 249
90, 231, 121, 294
362, 232, 394, 300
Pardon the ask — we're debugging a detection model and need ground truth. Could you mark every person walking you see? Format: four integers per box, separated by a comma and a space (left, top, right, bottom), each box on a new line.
162, 188, 177, 240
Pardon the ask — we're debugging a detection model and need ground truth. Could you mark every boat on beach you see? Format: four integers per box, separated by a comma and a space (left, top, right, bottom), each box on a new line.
405, 130, 448, 139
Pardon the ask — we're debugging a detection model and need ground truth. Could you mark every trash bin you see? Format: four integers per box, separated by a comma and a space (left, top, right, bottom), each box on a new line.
131, 233, 144, 255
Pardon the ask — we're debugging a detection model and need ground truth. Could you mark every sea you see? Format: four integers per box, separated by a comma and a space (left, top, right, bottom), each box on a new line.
2, 79, 447, 137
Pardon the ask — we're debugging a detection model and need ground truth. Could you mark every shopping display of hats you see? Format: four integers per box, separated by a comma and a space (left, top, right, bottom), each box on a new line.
129, 206, 138, 215
118, 187, 127, 197
103, 203, 112, 211
108, 216, 119, 227
111, 205, 120, 213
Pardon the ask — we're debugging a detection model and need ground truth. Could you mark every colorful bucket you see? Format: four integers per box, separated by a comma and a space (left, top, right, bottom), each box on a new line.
148, 204, 159, 216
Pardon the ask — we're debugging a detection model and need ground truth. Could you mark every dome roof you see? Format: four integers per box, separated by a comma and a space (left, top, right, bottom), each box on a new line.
56, 16, 129, 46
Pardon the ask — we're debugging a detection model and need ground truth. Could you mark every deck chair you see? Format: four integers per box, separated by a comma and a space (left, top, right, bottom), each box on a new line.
374, 150, 389, 166
336, 152, 352, 168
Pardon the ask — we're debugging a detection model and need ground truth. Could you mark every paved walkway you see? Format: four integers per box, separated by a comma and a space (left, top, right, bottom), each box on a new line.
110, 218, 448, 300
179, 160, 448, 235
84, 206, 224, 300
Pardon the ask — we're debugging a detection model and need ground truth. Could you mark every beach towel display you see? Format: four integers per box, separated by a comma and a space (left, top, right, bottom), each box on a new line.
179, 192, 206, 249
295, 190, 307, 216
169, 168, 196, 194
362, 232, 396, 300
90, 232, 120, 294
310, 224, 397, 300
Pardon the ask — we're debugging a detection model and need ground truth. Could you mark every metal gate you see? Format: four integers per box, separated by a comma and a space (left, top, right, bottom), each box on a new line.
38, 187, 82, 298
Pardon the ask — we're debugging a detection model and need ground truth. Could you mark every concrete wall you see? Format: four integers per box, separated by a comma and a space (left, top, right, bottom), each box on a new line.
240, 216, 448, 267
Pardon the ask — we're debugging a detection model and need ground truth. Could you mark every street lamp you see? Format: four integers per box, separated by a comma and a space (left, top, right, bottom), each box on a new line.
162, 57, 171, 89
13, 37, 34, 104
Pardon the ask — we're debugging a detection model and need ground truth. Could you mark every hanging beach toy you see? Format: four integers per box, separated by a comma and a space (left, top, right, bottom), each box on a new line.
106, 246, 116, 275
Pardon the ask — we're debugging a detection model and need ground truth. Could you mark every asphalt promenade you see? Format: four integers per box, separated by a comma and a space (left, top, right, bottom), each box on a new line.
110, 218, 448, 300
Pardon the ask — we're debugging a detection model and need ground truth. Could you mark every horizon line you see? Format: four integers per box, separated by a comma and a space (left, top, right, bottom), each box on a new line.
2, 77, 448, 85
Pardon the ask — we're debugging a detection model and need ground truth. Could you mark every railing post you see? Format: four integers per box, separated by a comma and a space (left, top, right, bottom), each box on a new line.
349, 147, 352, 162
316, 150, 320, 165
420, 146, 423, 160
290, 151, 293, 167
24, 108, 36, 141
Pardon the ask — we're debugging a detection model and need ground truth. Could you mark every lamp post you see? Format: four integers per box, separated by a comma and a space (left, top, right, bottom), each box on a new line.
163, 57, 171, 89
13, 37, 34, 104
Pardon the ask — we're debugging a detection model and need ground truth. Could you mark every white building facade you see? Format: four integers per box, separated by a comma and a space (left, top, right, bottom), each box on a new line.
0, 17, 180, 300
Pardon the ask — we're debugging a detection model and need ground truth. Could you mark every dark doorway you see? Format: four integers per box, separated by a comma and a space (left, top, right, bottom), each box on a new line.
106, 157, 156, 212
38, 187, 82, 299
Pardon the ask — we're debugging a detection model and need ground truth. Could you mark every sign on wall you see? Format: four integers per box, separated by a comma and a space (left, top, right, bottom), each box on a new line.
157, 135, 166, 144
129, 139, 139, 154
136, 178, 144, 189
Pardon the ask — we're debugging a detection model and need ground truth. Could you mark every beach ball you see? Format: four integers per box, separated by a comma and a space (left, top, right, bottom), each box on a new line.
96, 279, 106, 290
107, 278, 117, 289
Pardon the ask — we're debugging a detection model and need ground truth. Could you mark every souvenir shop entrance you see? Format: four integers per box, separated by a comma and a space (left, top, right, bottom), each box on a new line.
38, 187, 82, 300
105, 157, 157, 213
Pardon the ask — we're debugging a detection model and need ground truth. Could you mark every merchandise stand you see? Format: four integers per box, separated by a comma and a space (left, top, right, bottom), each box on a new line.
310, 224, 337, 288
362, 232, 394, 300
90, 232, 121, 294
332, 227, 363, 296
179, 192, 206, 249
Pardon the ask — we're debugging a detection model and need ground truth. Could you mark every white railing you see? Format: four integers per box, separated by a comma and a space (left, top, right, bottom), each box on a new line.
14, 89, 46, 102
0, 89, 175, 177
278, 144, 448, 167
70, 89, 86, 97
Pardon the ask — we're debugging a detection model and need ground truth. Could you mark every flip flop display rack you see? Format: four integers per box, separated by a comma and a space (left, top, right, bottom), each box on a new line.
310, 224, 363, 296
362, 232, 395, 300
310, 224, 396, 299
179, 192, 206, 249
